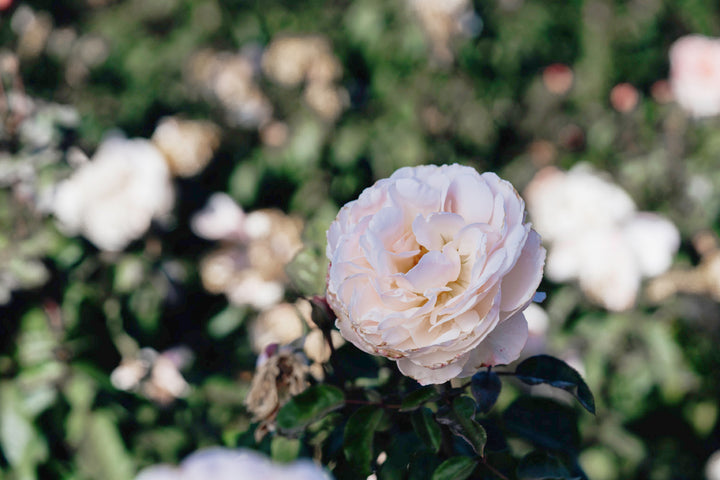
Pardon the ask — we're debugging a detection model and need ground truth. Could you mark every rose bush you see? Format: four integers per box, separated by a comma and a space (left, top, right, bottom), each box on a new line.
325, 164, 546, 384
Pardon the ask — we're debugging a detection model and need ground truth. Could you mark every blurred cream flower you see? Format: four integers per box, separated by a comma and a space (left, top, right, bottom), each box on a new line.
53, 137, 174, 252
648, 230, 720, 303
135, 447, 332, 480
262, 36, 342, 87
669, 34, 720, 117
248, 298, 345, 379
407, 0, 481, 64
525, 165, 680, 311
11, 5, 52, 59
186, 47, 273, 128
249, 300, 309, 354
262, 35, 347, 121
193, 195, 304, 310
111, 347, 193, 405
151, 116, 220, 177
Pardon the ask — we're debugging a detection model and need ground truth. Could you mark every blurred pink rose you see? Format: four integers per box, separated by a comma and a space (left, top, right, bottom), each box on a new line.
542, 63, 574, 95
669, 34, 720, 117
325, 164, 546, 385
610, 83, 639, 113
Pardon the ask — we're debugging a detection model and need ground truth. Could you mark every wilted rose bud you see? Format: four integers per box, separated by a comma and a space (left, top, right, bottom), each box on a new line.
244, 345, 310, 441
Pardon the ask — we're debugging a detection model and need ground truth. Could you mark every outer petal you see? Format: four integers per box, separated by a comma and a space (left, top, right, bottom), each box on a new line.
499, 229, 546, 314
458, 311, 528, 376
397, 356, 466, 386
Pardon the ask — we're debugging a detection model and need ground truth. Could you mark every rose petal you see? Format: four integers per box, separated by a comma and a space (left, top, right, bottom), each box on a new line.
396, 356, 465, 386
459, 311, 528, 374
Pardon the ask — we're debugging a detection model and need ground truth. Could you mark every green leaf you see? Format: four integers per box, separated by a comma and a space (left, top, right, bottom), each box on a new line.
471, 370, 502, 414
207, 306, 246, 339
271, 436, 301, 463
503, 397, 580, 453
515, 355, 596, 414
431, 456, 477, 480
343, 405, 384, 476
517, 451, 581, 479
73, 410, 134, 480
452, 396, 487, 456
400, 385, 439, 412
276, 385, 345, 434
411, 407, 442, 452
0, 382, 48, 471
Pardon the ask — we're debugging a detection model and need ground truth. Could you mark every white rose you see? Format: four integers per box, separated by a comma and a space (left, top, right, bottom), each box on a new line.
669, 34, 720, 117
325, 164, 546, 385
135, 447, 332, 480
525, 165, 680, 311
53, 137, 173, 252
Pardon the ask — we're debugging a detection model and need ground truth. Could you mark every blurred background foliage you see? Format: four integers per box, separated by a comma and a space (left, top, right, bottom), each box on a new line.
2, 0, 720, 479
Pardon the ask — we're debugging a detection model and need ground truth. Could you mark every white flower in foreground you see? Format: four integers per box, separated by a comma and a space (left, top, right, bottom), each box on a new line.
53, 137, 173, 252
135, 447, 332, 480
525, 165, 680, 311
706, 450, 720, 480
669, 34, 720, 117
326, 164, 546, 385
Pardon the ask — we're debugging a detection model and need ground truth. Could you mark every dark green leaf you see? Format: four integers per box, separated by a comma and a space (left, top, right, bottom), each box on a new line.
471, 370, 502, 413
452, 396, 487, 456
343, 405, 384, 476
411, 407, 442, 452
276, 385, 345, 434
431, 456, 477, 480
400, 385, 439, 412
515, 355, 595, 414
517, 451, 581, 479
503, 397, 580, 453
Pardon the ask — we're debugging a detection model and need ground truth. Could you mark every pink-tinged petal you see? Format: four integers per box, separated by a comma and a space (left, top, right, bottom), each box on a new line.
325, 164, 544, 385
397, 356, 465, 385
402, 250, 461, 294
500, 229, 546, 313
412, 212, 466, 250
459, 311, 528, 375
444, 175, 494, 223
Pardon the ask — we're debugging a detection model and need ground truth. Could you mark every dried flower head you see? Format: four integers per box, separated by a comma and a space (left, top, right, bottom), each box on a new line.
244, 345, 310, 441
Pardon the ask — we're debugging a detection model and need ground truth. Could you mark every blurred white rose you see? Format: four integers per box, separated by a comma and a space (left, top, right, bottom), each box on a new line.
525, 165, 680, 311
135, 447, 332, 480
669, 34, 720, 117
191, 192, 246, 242
326, 164, 546, 385
53, 137, 174, 252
